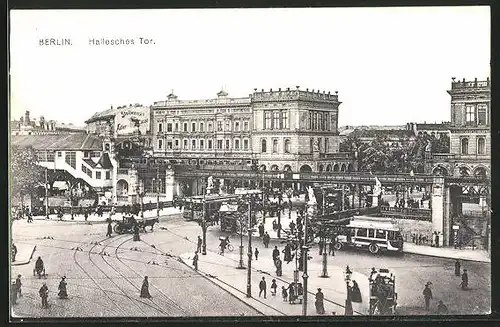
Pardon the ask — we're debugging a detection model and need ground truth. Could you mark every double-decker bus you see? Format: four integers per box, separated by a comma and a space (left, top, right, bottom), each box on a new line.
333, 216, 404, 254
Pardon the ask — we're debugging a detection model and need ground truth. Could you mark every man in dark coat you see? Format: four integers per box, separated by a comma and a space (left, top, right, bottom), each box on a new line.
461, 269, 469, 290
255, 248, 259, 260
275, 257, 282, 276
258, 223, 265, 238
454, 260, 461, 276
318, 239, 325, 255
422, 282, 432, 310
15, 274, 22, 297
58, 276, 68, 299
259, 277, 267, 298
192, 252, 199, 271
12, 244, 17, 262
328, 239, 335, 256
263, 232, 270, 248
106, 221, 113, 237
39, 283, 49, 308
272, 246, 280, 262
283, 244, 292, 263
197, 236, 202, 253
133, 224, 140, 242
315, 288, 325, 314
140, 276, 152, 298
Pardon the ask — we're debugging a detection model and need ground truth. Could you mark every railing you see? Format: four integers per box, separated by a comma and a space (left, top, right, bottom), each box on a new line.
431, 153, 456, 160
380, 206, 432, 222
451, 80, 490, 89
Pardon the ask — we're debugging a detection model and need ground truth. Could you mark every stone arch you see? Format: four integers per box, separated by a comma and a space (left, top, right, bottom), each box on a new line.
340, 163, 346, 172
326, 164, 332, 172
270, 164, 280, 171
432, 165, 448, 176
259, 164, 267, 172
300, 164, 312, 173
458, 165, 472, 177
333, 164, 340, 172
473, 165, 488, 178
318, 164, 324, 172
117, 179, 129, 196
347, 163, 353, 172
283, 164, 292, 172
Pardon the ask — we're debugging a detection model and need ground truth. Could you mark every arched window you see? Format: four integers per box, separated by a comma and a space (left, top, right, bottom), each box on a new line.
261, 139, 267, 153
272, 139, 278, 153
477, 137, 486, 155
461, 138, 469, 155
284, 139, 291, 153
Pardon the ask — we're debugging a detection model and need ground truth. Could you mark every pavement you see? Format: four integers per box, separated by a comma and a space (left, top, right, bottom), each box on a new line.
12, 243, 37, 266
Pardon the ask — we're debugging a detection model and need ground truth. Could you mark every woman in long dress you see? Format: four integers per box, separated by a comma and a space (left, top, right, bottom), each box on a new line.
351, 280, 362, 303
315, 288, 325, 314
140, 276, 152, 298
58, 276, 68, 299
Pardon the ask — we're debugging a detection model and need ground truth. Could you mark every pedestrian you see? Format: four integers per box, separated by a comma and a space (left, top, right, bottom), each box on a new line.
27, 211, 33, 223
271, 279, 278, 296
318, 238, 325, 255
140, 276, 152, 298
275, 257, 283, 276
197, 236, 202, 253
272, 246, 280, 262
436, 300, 449, 314
454, 260, 461, 277
281, 286, 288, 302
422, 282, 432, 311
351, 280, 362, 303
106, 221, 113, 237
255, 248, 259, 260
84, 210, 88, 222
15, 274, 22, 297
288, 283, 295, 303
58, 276, 68, 299
133, 224, 140, 242
11, 282, 18, 305
39, 282, 49, 308
461, 269, 468, 290
192, 252, 199, 271
315, 288, 325, 314
11, 243, 17, 262
258, 223, 265, 238
263, 232, 270, 248
259, 277, 267, 298
329, 238, 335, 256
79, 205, 83, 217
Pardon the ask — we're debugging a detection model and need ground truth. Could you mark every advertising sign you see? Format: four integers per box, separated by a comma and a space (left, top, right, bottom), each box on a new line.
114, 106, 150, 136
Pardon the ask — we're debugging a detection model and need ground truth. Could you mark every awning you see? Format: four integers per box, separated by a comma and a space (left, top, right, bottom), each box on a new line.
52, 181, 68, 190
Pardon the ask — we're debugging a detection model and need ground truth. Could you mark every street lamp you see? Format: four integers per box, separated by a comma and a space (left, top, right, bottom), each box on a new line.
44, 168, 49, 219
302, 207, 310, 316
247, 196, 255, 298
236, 198, 246, 270
152, 167, 160, 218
139, 179, 144, 218
344, 266, 353, 315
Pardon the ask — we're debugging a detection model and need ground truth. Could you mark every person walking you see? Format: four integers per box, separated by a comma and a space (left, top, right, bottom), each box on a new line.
84, 209, 88, 222
270, 279, 278, 296
263, 232, 270, 248
254, 248, 259, 260
329, 238, 335, 256
106, 221, 113, 237
192, 252, 199, 271
133, 224, 140, 242
15, 274, 22, 297
11, 243, 17, 262
258, 223, 265, 238
259, 277, 267, 298
27, 211, 33, 223
58, 276, 68, 299
197, 236, 202, 253
315, 288, 325, 314
422, 282, 433, 311
140, 276, 152, 298
461, 269, 469, 290
281, 286, 288, 302
454, 260, 461, 277
318, 238, 325, 255
351, 280, 362, 303
275, 257, 283, 276
272, 246, 280, 262
39, 283, 49, 308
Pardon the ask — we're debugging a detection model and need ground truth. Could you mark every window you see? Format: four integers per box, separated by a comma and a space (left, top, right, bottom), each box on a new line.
183, 123, 188, 132
356, 228, 368, 237
208, 122, 213, 132
167, 141, 173, 149
368, 229, 375, 238
158, 123, 163, 132
319, 113, 324, 131
65, 151, 76, 169
105, 171, 111, 180
282, 111, 289, 129
192, 140, 196, 149
225, 121, 230, 131
261, 139, 267, 153
324, 138, 328, 153
272, 139, 278, 153
235, 139, 240, 150
235, 122, 240, 131
265, 111, 272, 129
57, 151, 62, 157
376, 230, 387, 239
284, 139, 291, 153
477, 137, 486, 155
310, 138, 314, 153
167, 123, 172, 132
200, 140, 204, 149
175, 123, 179, 131
158, 139, 163, 149
96, 171, 102, 179
225, 139, 230, 149
244, 121, 249, 131
273, 111, 280, 129
175, 139, 179, 148
217, 140, 223, 149
308, 112, 312, 130
84, 151, 90, 158
208, 140, 213, 149
466, 105, 475, 124
325, 113, 329, 130
244, 139, 249, 150
318, 138, 322, 151
200, 122, 204, 131
477, 104, 487, 125
192, 122, 196, 132
47, 151, 55, 162
183, 140, 188, 149
217, 121, 223, 131
461, 138, 469, 155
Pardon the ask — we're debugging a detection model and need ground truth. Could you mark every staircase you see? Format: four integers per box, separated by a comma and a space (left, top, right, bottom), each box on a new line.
458, 216, 489, 250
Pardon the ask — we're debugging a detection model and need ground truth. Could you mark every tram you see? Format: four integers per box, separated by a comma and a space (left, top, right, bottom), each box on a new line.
182, 194, 241, 222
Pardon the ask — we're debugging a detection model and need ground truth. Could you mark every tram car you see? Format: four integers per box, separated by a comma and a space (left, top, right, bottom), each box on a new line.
369, 268, 397, 315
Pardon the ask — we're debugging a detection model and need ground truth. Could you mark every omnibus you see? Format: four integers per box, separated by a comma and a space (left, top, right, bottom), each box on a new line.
333, 216, 404, 254
182, 194, 241, 222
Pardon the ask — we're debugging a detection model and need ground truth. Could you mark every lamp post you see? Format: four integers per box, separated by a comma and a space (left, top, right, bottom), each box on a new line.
237, 199, 245, 269
321, 227, 329, 278
344, 266, 353, 315
139, 180, 144, 218
45, 168, 49, 219
246, 196, 255, 298
302, 207, 310, 316
152, 167, 160, 217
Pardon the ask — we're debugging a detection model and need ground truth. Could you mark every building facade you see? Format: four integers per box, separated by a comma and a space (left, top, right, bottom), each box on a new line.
11, 110, 85, 135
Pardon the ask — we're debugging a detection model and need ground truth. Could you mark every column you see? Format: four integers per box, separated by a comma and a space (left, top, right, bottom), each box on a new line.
219, 179, 225, 194
165, 169, 175, 202
128, 168, 138, 204
431, 177, 445, 243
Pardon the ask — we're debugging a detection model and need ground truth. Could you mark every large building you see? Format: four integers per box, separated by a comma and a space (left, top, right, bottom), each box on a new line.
151, 87, 354, 173
11, 110, 86, 135
429, 77, 490, 178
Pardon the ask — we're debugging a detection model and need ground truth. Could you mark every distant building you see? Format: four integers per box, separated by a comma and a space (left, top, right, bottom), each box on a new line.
11, 110, 86, 135
342, 128, 415, 149
406, 122, 451, 139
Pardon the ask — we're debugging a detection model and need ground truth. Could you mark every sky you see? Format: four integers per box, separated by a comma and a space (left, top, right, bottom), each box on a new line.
9, 7, 490, 127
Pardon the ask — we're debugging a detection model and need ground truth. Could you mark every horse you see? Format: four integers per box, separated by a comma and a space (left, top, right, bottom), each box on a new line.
138, 218, 159, 232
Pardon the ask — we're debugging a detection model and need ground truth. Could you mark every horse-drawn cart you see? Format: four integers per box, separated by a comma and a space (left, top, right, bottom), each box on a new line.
113, 215, 159, 234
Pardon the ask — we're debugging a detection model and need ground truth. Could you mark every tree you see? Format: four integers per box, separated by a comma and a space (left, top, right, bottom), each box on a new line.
11, 145, 45, 206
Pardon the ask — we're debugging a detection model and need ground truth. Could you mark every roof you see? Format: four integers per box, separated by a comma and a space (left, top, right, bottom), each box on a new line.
85, 108, 116, 123
351, 129, 415, 139
83, 158, 98, 168
97, 153, 113, 169
416, 123, 451, 131
11, 133, 102, 151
